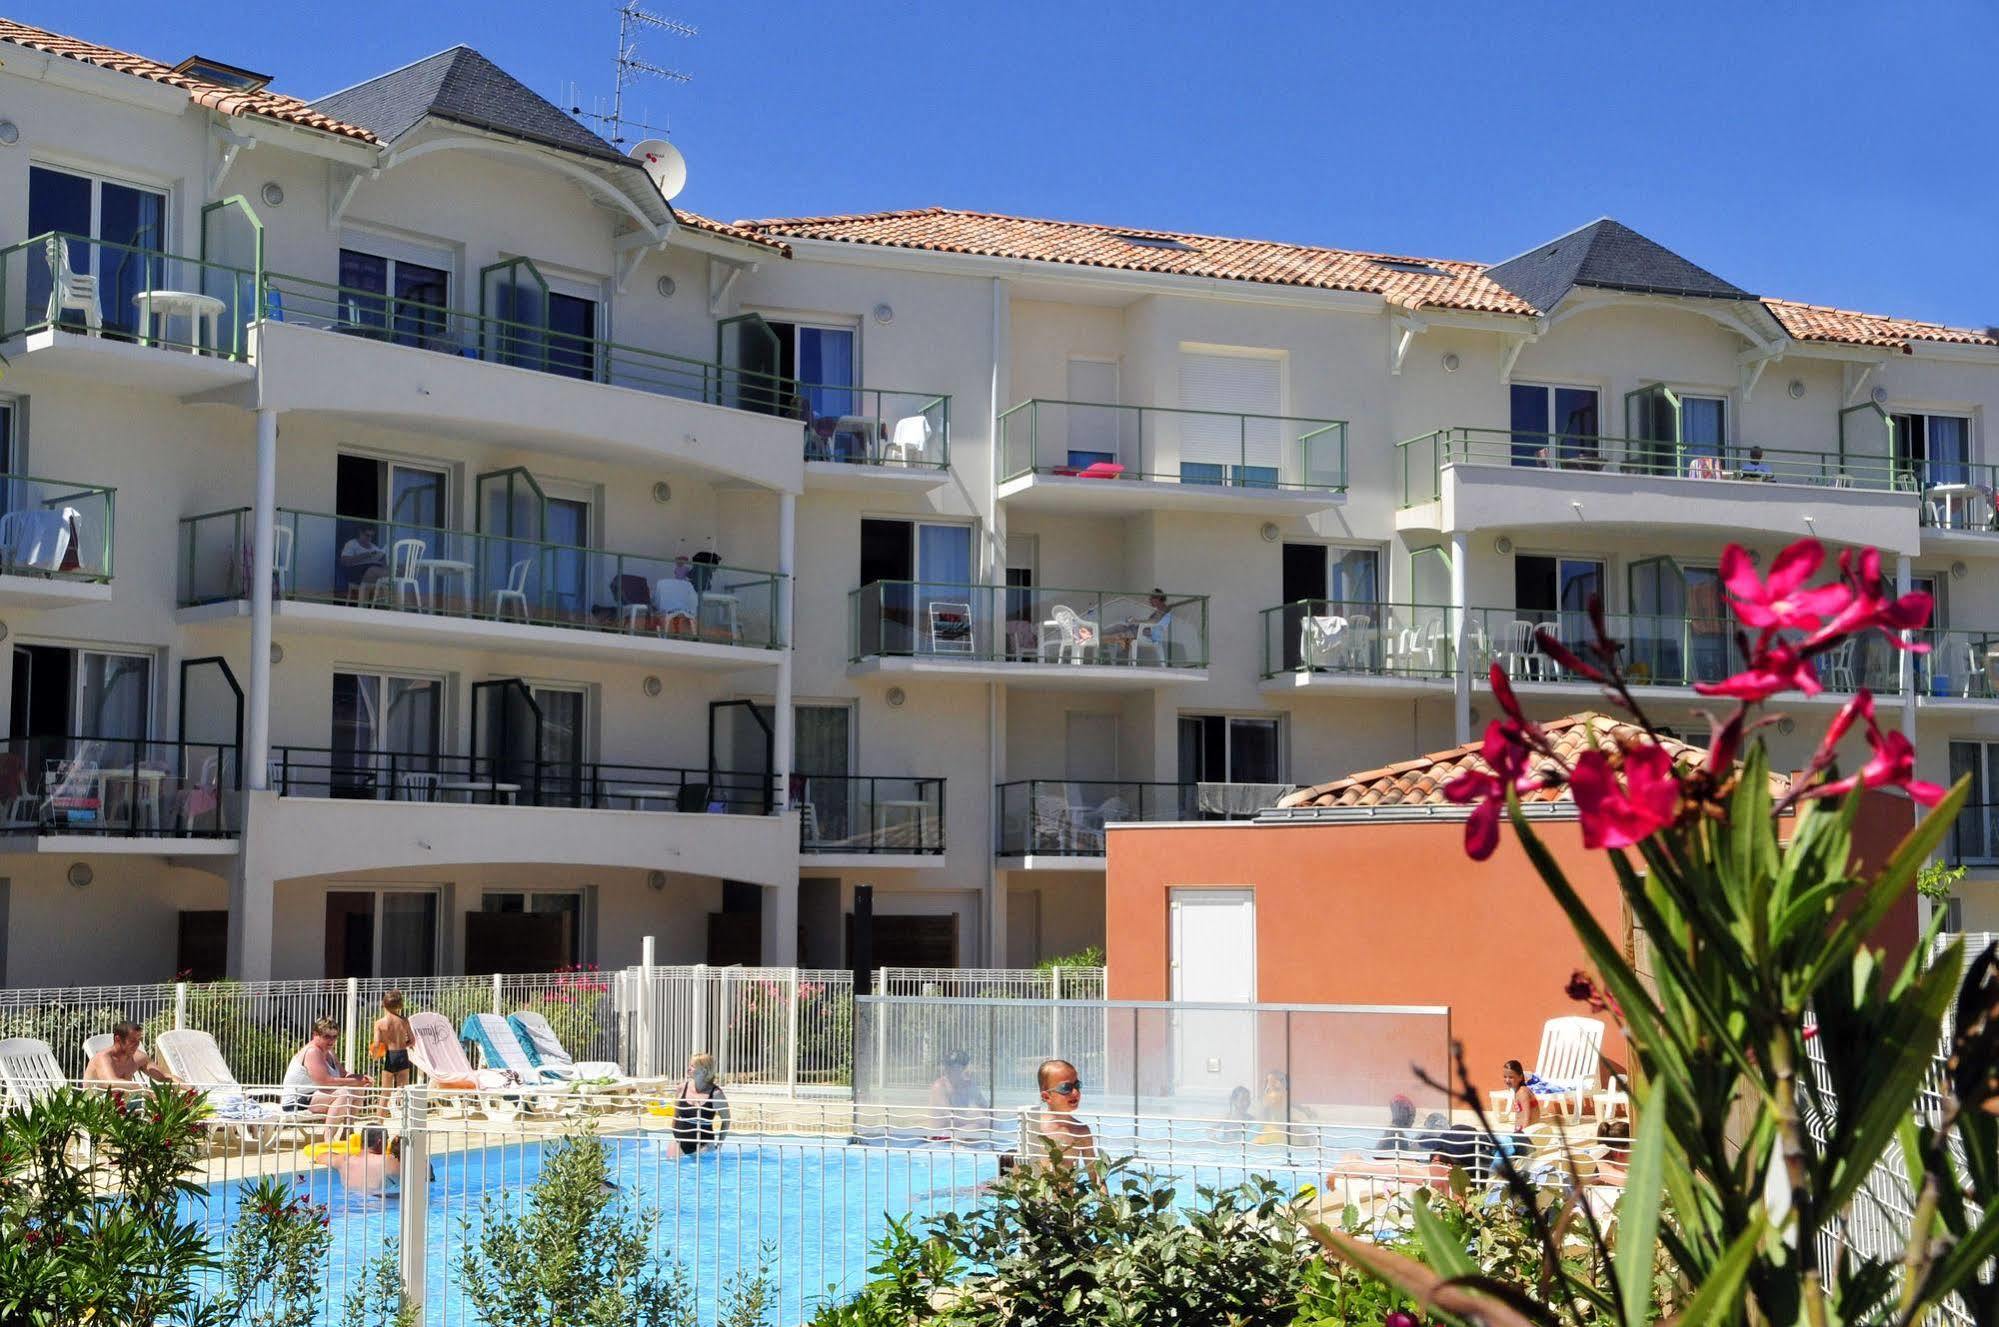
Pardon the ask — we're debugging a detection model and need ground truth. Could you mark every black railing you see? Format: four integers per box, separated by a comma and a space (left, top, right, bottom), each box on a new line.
0, 736, 240, 837
994, 780, 1285, 856
794, 775, 945, 854
266, 747, 773, 814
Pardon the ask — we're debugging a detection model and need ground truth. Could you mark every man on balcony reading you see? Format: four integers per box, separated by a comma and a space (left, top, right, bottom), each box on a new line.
340, 525, 389, 594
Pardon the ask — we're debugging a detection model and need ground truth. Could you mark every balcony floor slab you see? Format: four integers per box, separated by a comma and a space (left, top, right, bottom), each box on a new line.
804, 461, 952, 494
997, 854, 1106, 872
0, 833, 239, 856
799, 851, 950, 870
0, 574, 113, 608
178, 599, 781, 670
10, 329, 256, 395
848, 656, 1207, 688
997, 472, 1342, 517
1259, 672, 1453, 699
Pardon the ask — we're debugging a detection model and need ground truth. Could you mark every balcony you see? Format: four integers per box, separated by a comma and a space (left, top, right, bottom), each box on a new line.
0, 736, 240, 855
1397, 428, 1918, 554
995, 780, 1284, 868
0, 474, 117, 606
847, 581, 1209, 686
995, 400, 1346, 515
177, 508, 783, 668
1917, 463, 1999, 545
0, 231, 258, 393
796, 774, 946, 866
252, 273, 802, 490
255, 747, 792, 884
1258, 601, 1455, 697
800, 389, 953, 493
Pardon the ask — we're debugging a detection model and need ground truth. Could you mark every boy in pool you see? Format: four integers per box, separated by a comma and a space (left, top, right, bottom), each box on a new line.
1026, 1058, 1096, 1169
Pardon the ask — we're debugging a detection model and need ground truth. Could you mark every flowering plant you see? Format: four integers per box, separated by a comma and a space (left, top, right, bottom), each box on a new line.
1314, 538, 1999, 1326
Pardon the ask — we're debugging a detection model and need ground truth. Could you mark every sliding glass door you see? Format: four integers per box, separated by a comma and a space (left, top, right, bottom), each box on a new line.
27, 165, 167, 339
330, 672, 442, 799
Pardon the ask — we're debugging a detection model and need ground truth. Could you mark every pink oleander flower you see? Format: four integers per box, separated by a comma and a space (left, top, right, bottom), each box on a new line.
1798, 692, 1949, 807
1693, 636, 1822, 702
1805, 547, 1933, 651
1444, 720, 1556, 861
1719, 540, 1852, 633
1570, 741, 1680, 850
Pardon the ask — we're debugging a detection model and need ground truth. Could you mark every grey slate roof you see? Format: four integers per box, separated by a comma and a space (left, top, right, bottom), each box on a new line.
314, 46, 630, 167
1484, 218, 1753, 314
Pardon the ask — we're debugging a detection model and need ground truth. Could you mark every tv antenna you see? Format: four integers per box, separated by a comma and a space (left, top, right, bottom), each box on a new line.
569, 4, 695, 148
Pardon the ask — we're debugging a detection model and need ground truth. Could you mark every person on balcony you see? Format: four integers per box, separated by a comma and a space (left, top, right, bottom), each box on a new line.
339, 525, 389, 596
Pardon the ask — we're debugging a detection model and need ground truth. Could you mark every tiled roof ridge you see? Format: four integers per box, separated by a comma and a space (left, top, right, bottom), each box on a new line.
740, 205, 1494, 271
0, 16, 378, 143
673, 209, 790, 256
1761, 295, 1997, 347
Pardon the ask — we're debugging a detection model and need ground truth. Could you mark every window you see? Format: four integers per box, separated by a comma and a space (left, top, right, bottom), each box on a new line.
1510, 383, 1600, 467
1115, 233, 1194, 251
481, 891, 584, 967
10, 645, 152, 742
1682, 396, 1726, 463
1065, 358, 1123, 469
532, 684, 587, 805
1516, 555, 1603, 656
1178, 715, 1282, 786
1948, 742, 1999, 865
795, 704, 854, 844
339, 248, 449, 349
1893, 412, 1971, 488
1179, 351, 1282, 487
546, 291, 600, 380
28, 165, 167, 340
543, 496, 590, 617
330, 672, 442, 799
857, 518, 976, 656
324, 889, 437, 979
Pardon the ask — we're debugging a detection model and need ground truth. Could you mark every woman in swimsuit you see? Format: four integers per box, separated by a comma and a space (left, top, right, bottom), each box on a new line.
374, 990, 415, 1090
672, 1053, 729, 1157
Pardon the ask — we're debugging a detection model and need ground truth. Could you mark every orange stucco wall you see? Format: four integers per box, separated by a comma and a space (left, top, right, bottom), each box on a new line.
1105, 799, 1919, 1105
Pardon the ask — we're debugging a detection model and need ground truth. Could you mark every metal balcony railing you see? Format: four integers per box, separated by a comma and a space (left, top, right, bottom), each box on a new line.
0, 473, 116, 583
0, 231, 260, 360
794, 775, 945, 854
849, 581, 1208, 668
266, 747, 773, 813
0, 736, 240, 837
994, 780, 1285, 855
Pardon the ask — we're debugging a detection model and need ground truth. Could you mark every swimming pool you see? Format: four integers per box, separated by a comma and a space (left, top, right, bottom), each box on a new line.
183, 1129, 1331, 1325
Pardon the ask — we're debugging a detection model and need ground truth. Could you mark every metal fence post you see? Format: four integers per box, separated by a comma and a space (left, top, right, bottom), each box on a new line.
689, 961, 706, 1083
343, 977, 359, 1073
716, 969, 734, 1081
398, 1085, 429, 1319
1050, 967, 1062, 1061
491, 972, 503, 1017
641, 937, 658, 1079
783, 968, 800, 1097
173, 981, 187, 1030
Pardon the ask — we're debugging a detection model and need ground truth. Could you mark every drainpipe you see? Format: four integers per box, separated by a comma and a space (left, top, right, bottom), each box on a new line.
246, 407, 278, 789
985, 276, 1008, 963
773, 490, 796, 806
1451, 530, 1471, 746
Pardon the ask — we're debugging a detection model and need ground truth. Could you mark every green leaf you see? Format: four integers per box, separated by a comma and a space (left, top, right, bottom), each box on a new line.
1665, 1211, 1764, 1327
1410, 1191, 1475, 1282
1613, 1085, 1668, 1327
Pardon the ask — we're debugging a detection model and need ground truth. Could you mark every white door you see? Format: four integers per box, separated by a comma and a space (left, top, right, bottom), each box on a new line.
1169, 888, 1256, 1101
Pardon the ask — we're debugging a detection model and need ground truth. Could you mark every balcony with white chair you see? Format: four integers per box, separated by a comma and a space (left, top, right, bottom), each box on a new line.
848, 581, 1209, 687
994, 780, 1290, 868
0, 473, 117, 606
1258, 601, 1454, 697
176, 507, 784, 670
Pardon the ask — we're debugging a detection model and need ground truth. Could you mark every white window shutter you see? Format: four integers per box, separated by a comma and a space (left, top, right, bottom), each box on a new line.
1178, 352, 1282, 470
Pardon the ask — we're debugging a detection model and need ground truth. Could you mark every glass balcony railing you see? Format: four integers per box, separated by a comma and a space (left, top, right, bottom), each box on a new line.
795, 775, 945, 854
0, 736, 240, 837
179, 508, 783, 648
1259, 601, 1455, 680
1396, 428, 1910, 507
849, 581, 1208, 668
267, 746, 772, 813
0, 231, 260, 360
997, 399, 1345, 491
0, 474, 116, 583
1917, 462, 1999, 533
263, 272, 951, 459
994, 780, 1284, 855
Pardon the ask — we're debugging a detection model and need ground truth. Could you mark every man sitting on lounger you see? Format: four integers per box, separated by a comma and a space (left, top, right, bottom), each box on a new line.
84, 1021, 180, 1094
929, 1048, 990, 1142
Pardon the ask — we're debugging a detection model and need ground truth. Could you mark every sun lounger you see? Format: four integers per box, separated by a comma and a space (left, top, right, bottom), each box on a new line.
0, 1037, 68, 1111
155, 1028, 304, 1149
506, 1010, 627, 1083
461, 1013, 579, 1113
408, 1011, 515, 1116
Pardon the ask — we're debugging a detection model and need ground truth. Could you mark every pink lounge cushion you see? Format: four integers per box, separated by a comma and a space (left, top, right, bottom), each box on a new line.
1078, 462, 1125, 479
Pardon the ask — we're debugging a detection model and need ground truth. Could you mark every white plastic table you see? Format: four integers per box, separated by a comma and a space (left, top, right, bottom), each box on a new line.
133, 290, 226, 354
1927, 484, 1990, 530
606, 785, 680, 810
415, 558, 475, 611
435, 780, 519, 805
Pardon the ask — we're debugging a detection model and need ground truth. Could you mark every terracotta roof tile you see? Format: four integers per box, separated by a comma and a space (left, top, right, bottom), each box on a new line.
736, 207, 1534, 316
1278, 712, 1786, 811
673, 209, 789, 255
1763, 298, 1998, 353
0, 18, 377, 142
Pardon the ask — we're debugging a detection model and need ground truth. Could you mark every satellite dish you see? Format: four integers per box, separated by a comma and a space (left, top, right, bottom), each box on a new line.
630, 138, 687, 201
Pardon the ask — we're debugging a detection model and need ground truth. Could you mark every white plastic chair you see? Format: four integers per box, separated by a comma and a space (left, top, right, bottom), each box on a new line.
1300, 615, 1346, 670
0, 1037, 68, 1111
1935, 636, 1981, 698
1129, 614, 1170, 665
44, 236, 102, 336
928, 601, 974, 654
1819, 638, 1857, 691
883, 414, 933, 466
1502, 619, 1550, 681
1488, 1016, 1606, 1123
156, 1028, 304, 1149
654, 576, 699, 636
1044, 605, 1097, 664
270, 524, 294, 596
81, 1033, 113, 1063
700, 589, 743, 643
398, 771, 439, 802
490, 558, 531, 620
385, 538, 424, 610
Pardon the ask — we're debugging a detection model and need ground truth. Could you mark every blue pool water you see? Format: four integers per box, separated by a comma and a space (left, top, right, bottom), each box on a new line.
184, 1132, 1328, 1325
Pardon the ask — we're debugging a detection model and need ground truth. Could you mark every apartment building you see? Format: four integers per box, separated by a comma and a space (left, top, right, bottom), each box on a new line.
1, 17, 1995, 987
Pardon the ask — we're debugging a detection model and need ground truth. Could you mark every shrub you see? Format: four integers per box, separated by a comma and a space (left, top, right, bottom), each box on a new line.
221, 1178, 333, 1327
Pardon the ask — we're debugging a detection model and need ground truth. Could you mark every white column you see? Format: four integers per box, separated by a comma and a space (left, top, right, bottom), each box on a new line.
247, 407, 278, 790
762, 879, 799, 965
1451, 530, 1472, 745
398, 1087, 429, 1310
773, 491, 796, 807
1897, 554, 1916, 741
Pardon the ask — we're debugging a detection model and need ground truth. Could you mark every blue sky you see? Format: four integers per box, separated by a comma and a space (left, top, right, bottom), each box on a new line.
18, 1, 1997, 327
